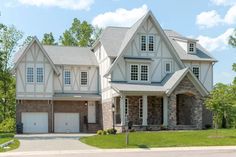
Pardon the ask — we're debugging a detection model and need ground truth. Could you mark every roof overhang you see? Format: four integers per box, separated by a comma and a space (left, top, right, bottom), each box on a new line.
53, 93, 101, 101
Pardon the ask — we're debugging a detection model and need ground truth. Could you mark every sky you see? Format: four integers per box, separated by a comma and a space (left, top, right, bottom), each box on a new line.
0, 0, 235, 84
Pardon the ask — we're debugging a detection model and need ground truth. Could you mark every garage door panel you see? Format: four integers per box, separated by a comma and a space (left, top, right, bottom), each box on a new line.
21, 112, 48, 133
54, 113, 80, 133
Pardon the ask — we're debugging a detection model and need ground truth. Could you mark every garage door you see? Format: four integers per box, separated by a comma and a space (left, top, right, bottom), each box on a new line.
21, 112, 48, 133
54, 113, 80, 133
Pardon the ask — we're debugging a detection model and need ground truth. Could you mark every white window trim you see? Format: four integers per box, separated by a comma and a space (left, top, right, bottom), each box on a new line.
140, 64, 149, 82
64, 69, 71, 85
130, 64, 139, 82
80, 71, 88, 86
140, 35, 147, 52
164, 61, 172, 74
140, 34, 155, 52
129, 64, 150, 83
125, 98, 129, 116
26, 67, 34, 84
148, 35, 155, 52
139, 98, 143, 118
188, 42, 196, 53
36, 66, 44, 84
192, 65, 200, 79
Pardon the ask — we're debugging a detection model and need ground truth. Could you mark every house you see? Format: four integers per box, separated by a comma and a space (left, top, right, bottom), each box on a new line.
13, 10, 216, 133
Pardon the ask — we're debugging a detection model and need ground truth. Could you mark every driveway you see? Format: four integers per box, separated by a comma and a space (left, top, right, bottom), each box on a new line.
14, 133, 97, 152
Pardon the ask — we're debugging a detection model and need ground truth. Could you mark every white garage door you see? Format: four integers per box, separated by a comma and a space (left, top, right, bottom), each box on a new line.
21, 112, 48, 133
54, 113, 80, 133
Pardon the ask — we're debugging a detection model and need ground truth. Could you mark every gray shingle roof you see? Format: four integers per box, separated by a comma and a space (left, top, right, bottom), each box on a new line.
43, 46, 98, 66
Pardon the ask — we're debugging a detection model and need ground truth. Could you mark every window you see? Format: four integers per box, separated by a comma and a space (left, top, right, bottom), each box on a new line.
141, 35, 146, 51
148, 35, 154, 51
130, 65, 139, 81
125, 98, 129, 116
64, 70, 71, 85
36, 67, 44, 83
139, 98, 143, 118
26, 67, 34, 83
189, 43, 195, 53
192, 66, 200, 79
81, 71, 88, 85
165, 62, 172, 73
141, 65, 148, 81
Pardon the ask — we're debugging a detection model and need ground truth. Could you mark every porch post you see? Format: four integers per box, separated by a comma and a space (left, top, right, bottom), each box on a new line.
142, 95, 148, 126
163, 95, 168, 126
120, 95, 125, 126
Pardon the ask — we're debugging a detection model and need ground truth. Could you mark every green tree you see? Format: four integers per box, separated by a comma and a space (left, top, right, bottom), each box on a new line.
21, 36, 34, 47
59, 18, 94, 47
0, 24, 23, 121
42, 32, 57, 45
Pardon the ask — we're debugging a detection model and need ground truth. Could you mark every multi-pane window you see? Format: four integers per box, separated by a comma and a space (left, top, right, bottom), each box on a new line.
130, 65, 139, 81
139, 98, 143, 118
36, 67, 44, 83
189, 43, 195, 52
165, 62, 172, 73
81, 71, 88, 85
141, 35, 146, 51
148, 35, 154, 51
141, 65, 148, 81
125, 98, 129, 116
26, 67, 34, 83
64, 70, 71, 85
192, 66, 200, 79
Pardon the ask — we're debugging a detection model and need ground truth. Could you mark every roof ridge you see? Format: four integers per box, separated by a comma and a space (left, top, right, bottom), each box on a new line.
42, 45, 91, 48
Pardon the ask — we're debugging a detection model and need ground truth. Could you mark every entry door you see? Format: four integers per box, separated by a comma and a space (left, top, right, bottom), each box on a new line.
54, 113, 80, 133
21, 112, 48, 133
88, 102, 96, 123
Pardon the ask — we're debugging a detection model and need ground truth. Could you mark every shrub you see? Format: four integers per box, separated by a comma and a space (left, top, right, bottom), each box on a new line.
102, 130, 107, 135
0, 118, 16, 133
97, 130, 103, 135
106, 128, 117, 134
205, 124, 212, 129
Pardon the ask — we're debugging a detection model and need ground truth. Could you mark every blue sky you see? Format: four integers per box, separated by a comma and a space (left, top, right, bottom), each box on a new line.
0, 0, 235, 84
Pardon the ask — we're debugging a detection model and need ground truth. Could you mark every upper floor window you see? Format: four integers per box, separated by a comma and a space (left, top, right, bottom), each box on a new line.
130, 64, 149, 82
141, 35, 155, 52
165, 61, 172, 73
189, 42, 195, 53
26, 67, 34, 83
139, 98, 143, 118
81, 71, 88, 86
140, 65, 148, 81
64, 70, 71, 85
130, 65, 139, 81
192, 66, 200, 79
36, 67, 44, 83
125, 98, 129, 116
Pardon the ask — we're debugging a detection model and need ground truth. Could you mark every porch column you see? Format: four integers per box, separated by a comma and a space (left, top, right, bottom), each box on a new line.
163, 95, 168, 126
120, 95, 125, 126
142, 95, 148, 126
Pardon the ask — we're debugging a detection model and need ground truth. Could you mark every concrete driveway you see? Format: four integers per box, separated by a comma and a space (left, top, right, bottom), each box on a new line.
14, 134, 97, 152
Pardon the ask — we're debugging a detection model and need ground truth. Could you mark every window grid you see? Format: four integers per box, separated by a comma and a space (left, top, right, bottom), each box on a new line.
165, 62, 172, 73
130, 65, 139, 81
141, 35, 146, 51
36, 67, 44, 83
81, 72, 88, 85
125, 98, 129, 116
192, 67, 200, 79
148, 35, 154, 51
140, 65, 148, 81
189, 43, 194, 52
139, 98, 143, 118
64, 70, 71, 85
26, 67, 34, 83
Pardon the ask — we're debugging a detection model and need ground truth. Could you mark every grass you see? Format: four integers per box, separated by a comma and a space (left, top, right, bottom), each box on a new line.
80, 129, 236, 149
0, 133, 20, 152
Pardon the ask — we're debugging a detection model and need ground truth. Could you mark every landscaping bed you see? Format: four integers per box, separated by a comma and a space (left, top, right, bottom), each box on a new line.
80, 129, 236, 148
0, 133, 20, 152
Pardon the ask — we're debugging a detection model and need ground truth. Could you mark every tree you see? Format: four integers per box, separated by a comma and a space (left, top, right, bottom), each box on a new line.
90, 26, 102, 46
59, 18, 94, 47
0, 24, 23, 121
21, 36, 34, 47
42, 32, 57, 45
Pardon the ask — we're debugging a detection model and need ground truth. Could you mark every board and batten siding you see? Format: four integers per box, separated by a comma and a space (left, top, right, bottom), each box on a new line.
16, 43, 53, 99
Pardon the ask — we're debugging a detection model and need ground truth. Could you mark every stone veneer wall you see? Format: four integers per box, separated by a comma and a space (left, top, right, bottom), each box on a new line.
148, 96, 163, 125
102, 101, 113, 130
168, 76, 203, 129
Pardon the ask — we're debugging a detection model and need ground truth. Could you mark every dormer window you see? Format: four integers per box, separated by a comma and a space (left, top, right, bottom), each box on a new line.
188, 42, 195, 53
140, 35, 155, 52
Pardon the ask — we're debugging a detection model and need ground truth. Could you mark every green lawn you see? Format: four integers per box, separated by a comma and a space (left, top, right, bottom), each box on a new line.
0, 133, 20, 152
80, 129, 236, 148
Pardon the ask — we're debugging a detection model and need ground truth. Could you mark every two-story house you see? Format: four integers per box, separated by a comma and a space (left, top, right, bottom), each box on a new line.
13, 10, 216, 133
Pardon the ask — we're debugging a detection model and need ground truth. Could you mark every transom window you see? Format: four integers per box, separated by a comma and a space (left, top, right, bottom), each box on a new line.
125, 98, 129, 116
64, 70, 71, 85
141, 35, 155, 52
189, 43, 195, 53
165, 61, 172, 73
130, 64, 149, 82
130, 65, 139, 81
139, 98, 143, 118
192, 66, 200, 79
26, 67, 34, 83
81, 71, 88, 85
141, 65, 148, 81
36, 67, 44, 83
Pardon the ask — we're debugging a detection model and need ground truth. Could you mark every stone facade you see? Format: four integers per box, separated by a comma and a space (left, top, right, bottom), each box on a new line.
168, 76, 203, 129
101, 101, 113, 130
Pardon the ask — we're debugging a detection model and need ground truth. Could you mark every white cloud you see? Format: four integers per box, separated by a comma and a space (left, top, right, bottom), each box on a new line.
197, 28, 234, 52
196, 10, 222, 28
210, 0, 236, 6
17, 0, 94, 11
224, 5, 236, 24
92, 4, 148, 28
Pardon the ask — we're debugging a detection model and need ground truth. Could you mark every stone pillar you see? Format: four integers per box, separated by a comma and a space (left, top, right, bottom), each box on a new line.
120, 95, 125, 126
142, 95, 148, 126
163, 95, 168, 126
168, 94, 177, 129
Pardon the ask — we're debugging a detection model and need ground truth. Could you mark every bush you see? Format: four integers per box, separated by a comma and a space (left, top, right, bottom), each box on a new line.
0, 118, 16, 133
97, 130, 103, 135
102, 130, 107, 135
204, 124, 212, 129
106, 128, 117, 134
